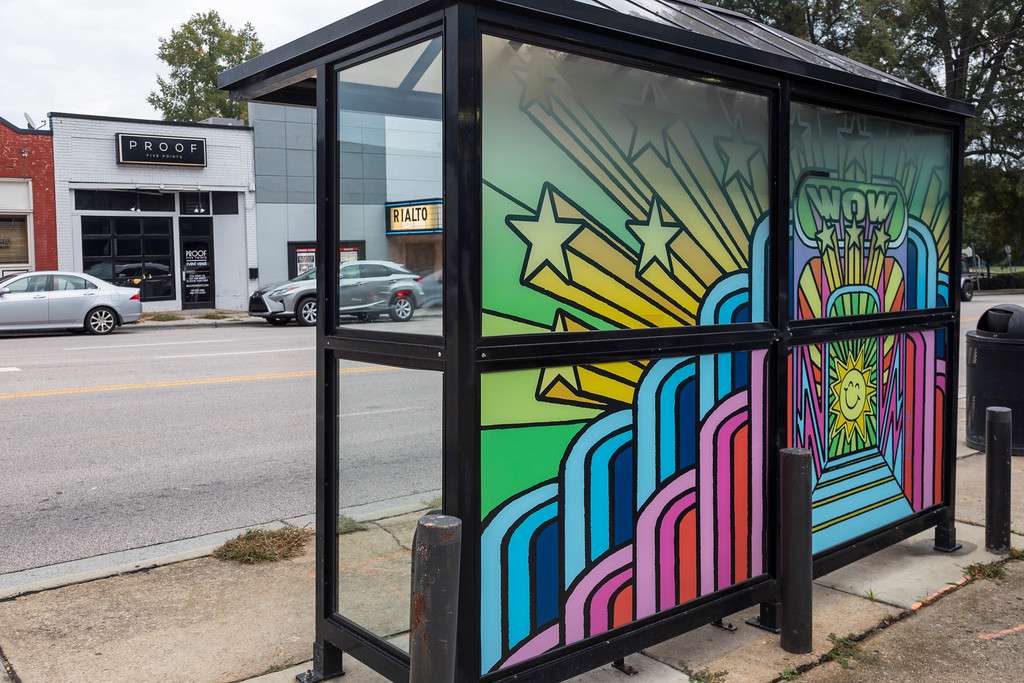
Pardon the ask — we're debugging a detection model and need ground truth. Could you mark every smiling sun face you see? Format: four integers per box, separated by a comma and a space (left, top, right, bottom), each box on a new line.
828, 342, 878, 455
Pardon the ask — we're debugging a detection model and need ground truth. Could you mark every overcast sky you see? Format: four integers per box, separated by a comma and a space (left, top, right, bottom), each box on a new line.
0, 0, 377, 128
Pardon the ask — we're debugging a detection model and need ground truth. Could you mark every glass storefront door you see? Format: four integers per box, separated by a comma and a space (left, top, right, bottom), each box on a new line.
180, 218, 215, 309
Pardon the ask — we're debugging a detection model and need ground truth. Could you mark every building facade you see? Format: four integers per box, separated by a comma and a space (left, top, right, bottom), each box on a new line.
50, 113, 256, 311
249, 96, 441, 288
0, 116, 57, 277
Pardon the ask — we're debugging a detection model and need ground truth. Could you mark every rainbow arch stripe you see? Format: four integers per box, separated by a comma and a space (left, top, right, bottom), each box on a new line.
480, 349, 768, 673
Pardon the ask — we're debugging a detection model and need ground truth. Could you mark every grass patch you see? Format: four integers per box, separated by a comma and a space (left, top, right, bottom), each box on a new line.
213, 527, 311, 564
337, 515, 368, 535
965, 560, 1008, 580
780, 669, 800, 681
145, 312, 184, 322
688, 669, 728, 683
864, 588, 877, 602
1008, 547, 1024, 561
199, 312, 228, 320
825, 633, 879, 669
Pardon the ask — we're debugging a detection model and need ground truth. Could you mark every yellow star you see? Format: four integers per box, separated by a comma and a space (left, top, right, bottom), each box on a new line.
816, 223, 838, 254
516, 51, 558, 112
538, 365, 580, 397
507, 188, 584, 281
845, 224, 863, 249
626, 198, 680, 273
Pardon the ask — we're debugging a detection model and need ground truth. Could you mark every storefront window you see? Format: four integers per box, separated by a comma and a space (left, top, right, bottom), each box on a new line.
336, 38, 443, 334
74, 190, 175, 212
82, 216, 175, 301
0, 215, 29, 264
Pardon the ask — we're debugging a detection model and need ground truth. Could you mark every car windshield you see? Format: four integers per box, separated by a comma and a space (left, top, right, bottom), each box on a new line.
0, 273, 20, 287
290, 269, 316, 283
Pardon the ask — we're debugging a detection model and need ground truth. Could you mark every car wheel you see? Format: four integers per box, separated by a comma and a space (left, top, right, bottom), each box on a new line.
961, 279, 974, 302
389, 296, 414, 322
296, 297, 318, 326
85, 307, 118, 335
267, 317, 290, 326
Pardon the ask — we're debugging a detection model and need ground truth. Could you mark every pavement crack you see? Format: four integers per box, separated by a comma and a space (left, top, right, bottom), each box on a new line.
370, 521, 411, 552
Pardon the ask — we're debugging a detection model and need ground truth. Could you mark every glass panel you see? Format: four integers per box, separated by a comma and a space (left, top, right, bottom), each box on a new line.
479, 349, 769, 673
788, 329, 948, 552
83, 259, 114, 280
790, 103, 953, 319
116, 238, 142, 257
211, 191, 239, 215
336, 38, 443, 335
81, 216, 111, 235
53, 275, 88, 291
0, 215, 29, 264
335, 362, 442, 649
180, 192, 210, 215
113, 217, 141, 235
82, 239, 111, 257
481, 36, 770, 336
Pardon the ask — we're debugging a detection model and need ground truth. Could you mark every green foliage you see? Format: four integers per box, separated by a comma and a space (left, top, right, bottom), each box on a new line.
337, 515, 368, 535
825, 633, 879, 669
780, 668, 801, 681
965, 560, 1008, 580
713, 0, 1024, 262
147, 10, 263, 123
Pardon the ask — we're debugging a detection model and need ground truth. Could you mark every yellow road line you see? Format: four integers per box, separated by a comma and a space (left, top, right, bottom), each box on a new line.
0, 366, 387, 401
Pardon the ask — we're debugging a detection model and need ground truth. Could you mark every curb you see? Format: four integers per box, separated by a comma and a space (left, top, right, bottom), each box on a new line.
0, 489, 440, 602
133, 318, 266, 331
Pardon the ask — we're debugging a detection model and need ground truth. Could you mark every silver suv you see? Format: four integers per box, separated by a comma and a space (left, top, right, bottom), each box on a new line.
248, 260, 425, 326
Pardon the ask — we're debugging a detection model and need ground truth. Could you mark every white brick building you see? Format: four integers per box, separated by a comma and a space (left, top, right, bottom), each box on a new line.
50, 113, 256, 311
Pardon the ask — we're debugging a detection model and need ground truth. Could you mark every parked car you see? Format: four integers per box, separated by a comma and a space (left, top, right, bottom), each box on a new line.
0, 271, 141, 335
961, 274, 975, 302
419, 269, 442, 311
248, 261, 425, 326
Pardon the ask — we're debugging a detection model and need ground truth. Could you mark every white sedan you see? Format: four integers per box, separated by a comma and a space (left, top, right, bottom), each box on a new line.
0, 271, 141, 335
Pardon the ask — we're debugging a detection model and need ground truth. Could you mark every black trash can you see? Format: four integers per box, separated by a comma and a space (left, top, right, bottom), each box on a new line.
965, 304, 1024, 455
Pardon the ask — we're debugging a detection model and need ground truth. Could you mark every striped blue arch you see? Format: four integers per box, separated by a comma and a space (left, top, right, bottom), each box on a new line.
506, 501, 559, 649
563, 409, 633, 587
587, 430, 634, 562
907, 218, 939, 309
750, 216, 770, 323
480, 482, 558, 672
636, 358, 695, 507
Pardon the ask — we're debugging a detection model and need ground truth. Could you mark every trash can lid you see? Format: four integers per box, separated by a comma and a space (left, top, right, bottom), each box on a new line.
976, 304, 1024, 338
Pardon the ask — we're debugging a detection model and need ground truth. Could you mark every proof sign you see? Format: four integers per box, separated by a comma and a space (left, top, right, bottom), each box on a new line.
385, 199, 443, 235
116, 133, 207, 167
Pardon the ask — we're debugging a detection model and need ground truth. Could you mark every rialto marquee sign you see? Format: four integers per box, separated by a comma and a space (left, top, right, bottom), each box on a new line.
385, 199, 443, 235
116, 133, 207, 167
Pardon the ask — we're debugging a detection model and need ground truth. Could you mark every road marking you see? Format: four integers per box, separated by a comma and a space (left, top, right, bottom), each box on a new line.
156, 346, 314, 359
0, 366, 389, 401
0, 367, 20, 373
341, 406, 424, 418
63, 339, 237, 351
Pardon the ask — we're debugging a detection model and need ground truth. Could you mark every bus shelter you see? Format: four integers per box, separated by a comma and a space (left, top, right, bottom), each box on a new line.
220, 1, 971, 680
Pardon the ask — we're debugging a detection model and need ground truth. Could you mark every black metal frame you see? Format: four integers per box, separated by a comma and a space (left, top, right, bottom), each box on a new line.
221, 2, 969, 681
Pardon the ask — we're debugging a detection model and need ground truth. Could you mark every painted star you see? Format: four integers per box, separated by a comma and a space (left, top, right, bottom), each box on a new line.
839, 115, 872, 180
626, 197, 681, 273
538, 365, 580, 397
716, 136, 761, 186
816, 223, 838, 254
516, 50, 559, 112
621, 81, 679, 161
845, 224, 864, 249
507, 189, 584, 281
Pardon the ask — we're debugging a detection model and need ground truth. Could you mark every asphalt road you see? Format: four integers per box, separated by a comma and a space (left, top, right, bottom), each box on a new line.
0, 293, 1019, 576
0, 321, 441, 575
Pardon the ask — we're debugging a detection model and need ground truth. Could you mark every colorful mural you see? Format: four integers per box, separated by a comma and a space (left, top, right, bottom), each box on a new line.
790, 103, 953, 319
481, 350, 768, 673
788, 329, 947, 552
481, 36, 771, 337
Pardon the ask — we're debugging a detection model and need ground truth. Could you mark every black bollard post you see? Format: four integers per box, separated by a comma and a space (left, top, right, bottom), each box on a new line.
779, 448, 813, 654
409, 514, 462, 683
985, 407, 1012, 554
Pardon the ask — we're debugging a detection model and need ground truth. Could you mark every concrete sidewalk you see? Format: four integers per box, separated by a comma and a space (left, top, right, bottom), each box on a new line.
135, 309, 262, 330
0, 439, 1021, 682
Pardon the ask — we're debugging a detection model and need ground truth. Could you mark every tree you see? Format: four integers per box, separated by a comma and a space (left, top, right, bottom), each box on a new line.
713, 1, 1024, 166
147, 11, 263, 123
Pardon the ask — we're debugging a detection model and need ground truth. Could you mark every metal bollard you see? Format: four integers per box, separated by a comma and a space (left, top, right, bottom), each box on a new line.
779, 448, 813, 654
985, 407, 1013, 553
409, 514, 462, 683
